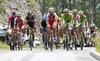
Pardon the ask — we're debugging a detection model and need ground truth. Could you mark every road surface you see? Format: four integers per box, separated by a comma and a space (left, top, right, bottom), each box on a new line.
0, 47, 98, 61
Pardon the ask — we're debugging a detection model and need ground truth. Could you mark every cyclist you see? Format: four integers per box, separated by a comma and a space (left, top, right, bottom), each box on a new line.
90, 23, 96, 34
93, 27, 99, 37
25, 11, 37, 44
46, 7, 58, 42
14, 12, 25, 41
78, 10, 88, 40
39, 12, 48, 47
56, 17, 60, 46
61, 8, 73, 47
72, 9, 81, 43
8, 10, 16, 44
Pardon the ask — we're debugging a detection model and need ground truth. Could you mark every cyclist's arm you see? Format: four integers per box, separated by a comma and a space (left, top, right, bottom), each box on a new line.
86, 20, 88, 27
46, 14, 50, 27
34, 20, 37, 28
78, 19, 81, 26
72, 19, 74, 27
85, 16, 88, 27
14, 18, 16, 29
70, 14, 74, 27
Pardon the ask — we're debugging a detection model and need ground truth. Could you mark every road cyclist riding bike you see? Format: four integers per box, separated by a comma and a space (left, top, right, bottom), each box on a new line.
78, 10, 88, 47
25, 11, 37, 48
61, 8, 74, 50
14, 12, 25, 50
72, 9, 81, 50
46, 7, 58, 51
7, 10, 17, 45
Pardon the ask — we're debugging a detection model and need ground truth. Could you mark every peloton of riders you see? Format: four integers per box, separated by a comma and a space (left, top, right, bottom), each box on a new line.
8, 7, 98, 48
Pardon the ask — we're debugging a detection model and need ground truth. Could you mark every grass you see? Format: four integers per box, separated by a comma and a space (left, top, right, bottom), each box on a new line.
0, 41, 9, 49
94, 36, 100, 53
0, 0, 5, 3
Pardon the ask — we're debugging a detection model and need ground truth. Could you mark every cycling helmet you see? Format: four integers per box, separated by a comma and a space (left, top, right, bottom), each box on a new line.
63, 8, 69, 13
48, 7, 54, 12
78, 10, 84, 15
90, 23, 96, 29
27, 11, 32, 15
73, 9, 78, 14
12, 10, 16, 15
16, 12, 21, 16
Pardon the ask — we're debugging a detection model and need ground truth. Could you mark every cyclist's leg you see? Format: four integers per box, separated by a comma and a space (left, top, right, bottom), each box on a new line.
68, 30, 72, 41
57, 29, 60, 42
82, 28, 85, 40
42, 31, 45, 43
63, 23, 66, 34
26, 25, 30, 36
47, 28, 51, 41
17, 31, 19, 41
76, 28, 80, 40
53, 21, 58, 38
68, 24, 72, 41
32, 29, 35, 41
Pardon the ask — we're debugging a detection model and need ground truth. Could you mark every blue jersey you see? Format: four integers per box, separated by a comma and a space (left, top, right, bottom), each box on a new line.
40, 15, 47, 22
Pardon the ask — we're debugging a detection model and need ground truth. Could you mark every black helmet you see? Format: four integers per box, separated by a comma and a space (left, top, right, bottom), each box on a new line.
12, 11, 16, 15
27, 11, 32, 15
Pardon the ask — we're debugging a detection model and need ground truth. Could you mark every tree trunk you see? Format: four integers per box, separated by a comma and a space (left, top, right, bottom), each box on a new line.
65, 0, 67, 8
56, 0, 57, 14
73, 0, 76, 9
42, 0, 45, 15
69, 0, 71, 10
92, 0, 95, 23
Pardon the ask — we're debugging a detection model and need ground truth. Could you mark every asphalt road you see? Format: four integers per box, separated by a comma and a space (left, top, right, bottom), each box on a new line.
0, 47, 98, 61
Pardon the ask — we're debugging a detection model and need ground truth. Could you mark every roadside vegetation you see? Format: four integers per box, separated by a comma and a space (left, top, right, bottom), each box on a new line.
94, 36, 100, 53
0, 0, 5, 3
0, 40, 9, 49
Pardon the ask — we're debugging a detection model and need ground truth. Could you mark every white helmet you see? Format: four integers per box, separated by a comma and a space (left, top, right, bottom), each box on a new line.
48, 7, 54, 12
16, 12, 21, 16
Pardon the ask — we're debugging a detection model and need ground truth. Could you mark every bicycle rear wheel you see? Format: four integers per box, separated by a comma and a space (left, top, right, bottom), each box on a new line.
80, 34, 83, 50
66, 35, 69, 51
30, 34, 32, 51
50, 32, 53, 51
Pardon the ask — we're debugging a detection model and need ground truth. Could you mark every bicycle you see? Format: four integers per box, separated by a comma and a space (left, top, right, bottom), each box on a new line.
28, 27, 36, 51
41, 27, 48, 50
14, 29, 23, 50
79, 27, 84, 50
73, 27, 77, 50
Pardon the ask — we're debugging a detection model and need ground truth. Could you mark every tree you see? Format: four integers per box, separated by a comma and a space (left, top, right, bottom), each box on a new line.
92, 0, 95, 22
73, 0, 76, 9
42, 0, 45, 15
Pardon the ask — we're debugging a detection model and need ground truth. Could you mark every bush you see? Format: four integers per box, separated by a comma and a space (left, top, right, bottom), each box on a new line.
0, 6, 6, 14
0, 0, 5, 3
94, 36, 100, 53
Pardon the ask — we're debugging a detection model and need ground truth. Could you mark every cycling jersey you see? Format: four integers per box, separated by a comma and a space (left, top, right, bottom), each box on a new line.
61, 13, 73, 27
25, 15, 36, 28
72, 14, 80, 27
14, 17, 24, 30
80, 15, 87, 27
40, 15, 47, 28
46, 12, 57, 26
8, 15, 16, 28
